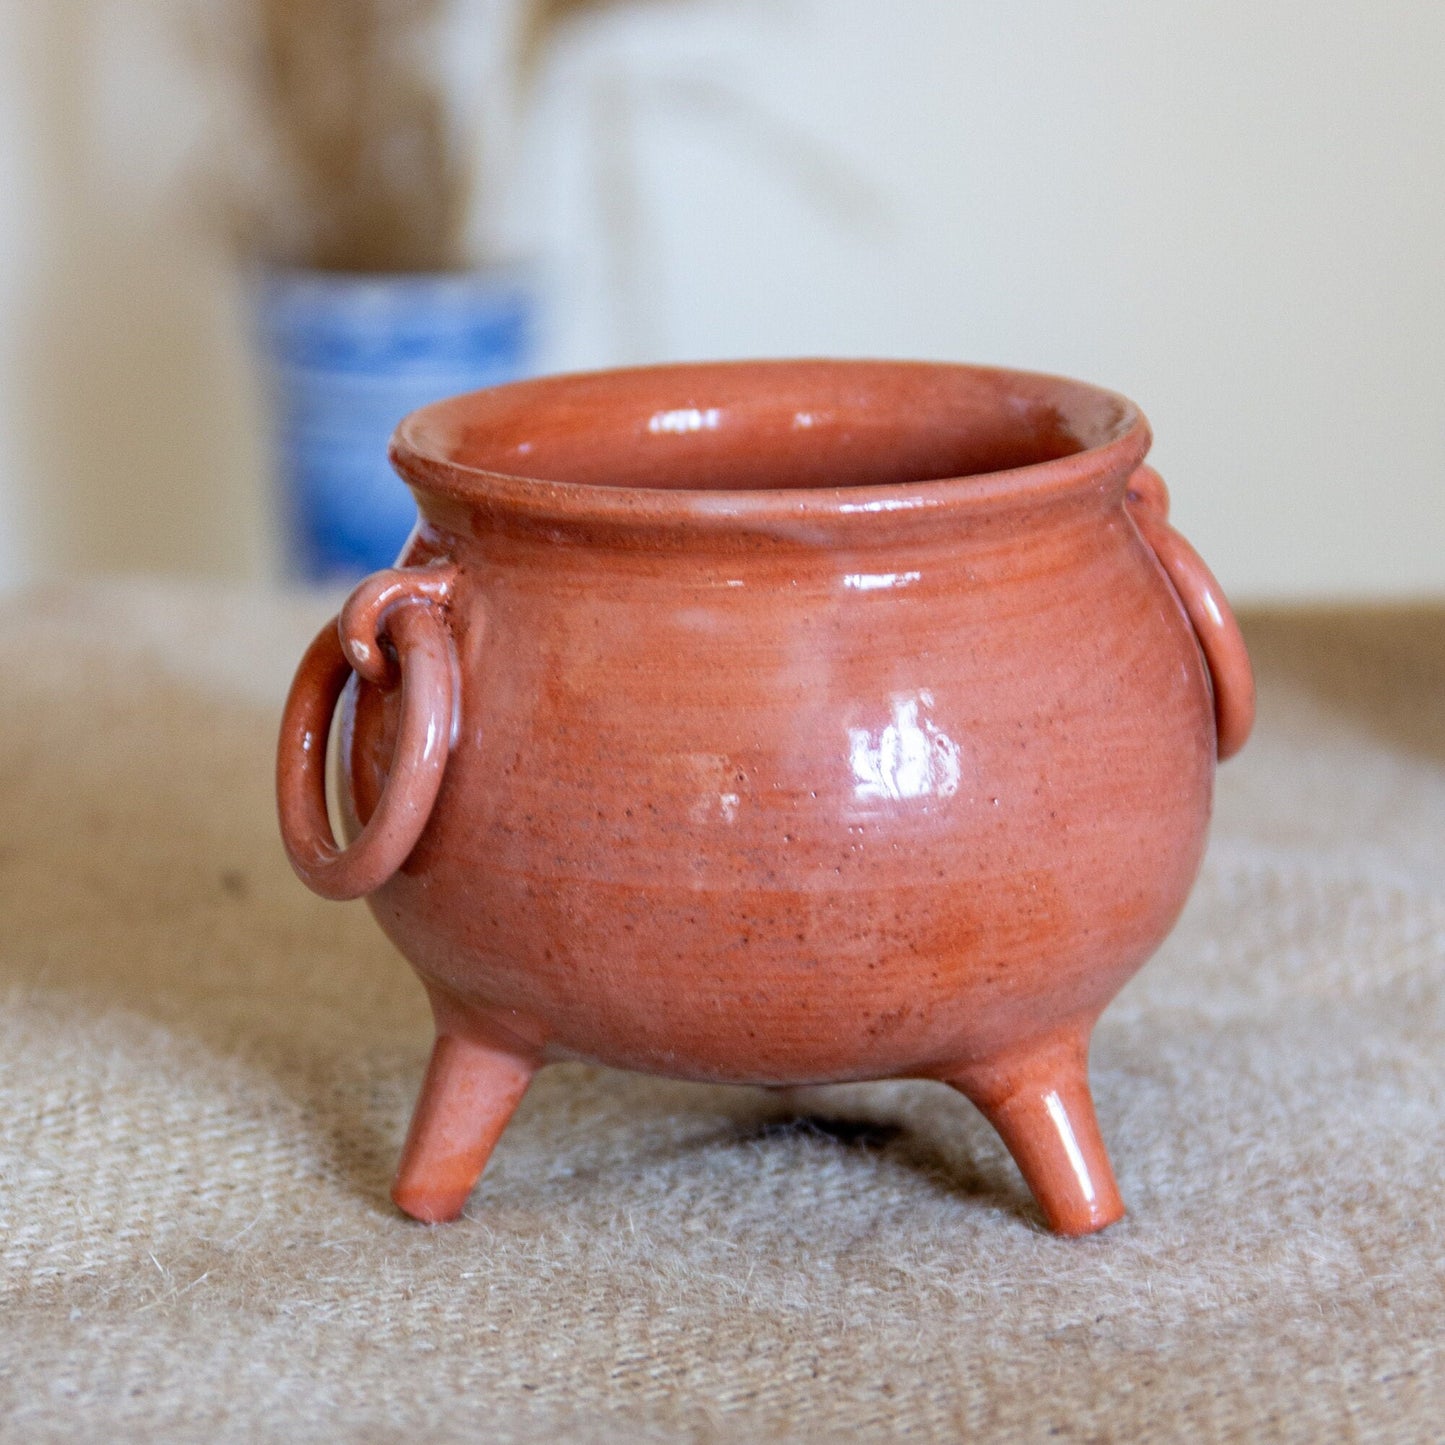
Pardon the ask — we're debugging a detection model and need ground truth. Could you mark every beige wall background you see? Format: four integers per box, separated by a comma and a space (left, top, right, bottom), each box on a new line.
1, 0, 1442, 601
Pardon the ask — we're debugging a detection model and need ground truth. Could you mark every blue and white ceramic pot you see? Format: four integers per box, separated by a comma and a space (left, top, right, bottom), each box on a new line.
254, 268, 534, 581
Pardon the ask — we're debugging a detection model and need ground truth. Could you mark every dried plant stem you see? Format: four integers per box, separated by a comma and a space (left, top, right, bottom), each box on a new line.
195, 0, 686, 272
221, 0, 471, 271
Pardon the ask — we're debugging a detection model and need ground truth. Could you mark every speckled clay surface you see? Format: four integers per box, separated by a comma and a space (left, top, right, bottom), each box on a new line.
277, 360, 1254, 1236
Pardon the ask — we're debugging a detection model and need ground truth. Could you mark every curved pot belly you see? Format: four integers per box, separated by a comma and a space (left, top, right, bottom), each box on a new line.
350, 520, 1212, 1083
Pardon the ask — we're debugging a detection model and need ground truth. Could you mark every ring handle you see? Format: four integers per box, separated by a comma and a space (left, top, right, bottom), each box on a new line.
277, 564, 457, 901
1127, 467, 1255, 761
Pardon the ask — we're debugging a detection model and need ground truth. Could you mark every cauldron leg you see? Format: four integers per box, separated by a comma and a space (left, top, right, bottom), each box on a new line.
945, 1024, 1125, 1237
391, 1023, 537, 1224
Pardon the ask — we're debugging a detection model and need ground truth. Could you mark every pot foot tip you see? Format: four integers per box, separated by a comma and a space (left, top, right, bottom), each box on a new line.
391, 1181, 470, 1225
1042, 1193, 1127, 1238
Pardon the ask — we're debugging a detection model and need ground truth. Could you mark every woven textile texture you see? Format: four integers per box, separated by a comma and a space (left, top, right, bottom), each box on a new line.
2, 581, 1442, 1441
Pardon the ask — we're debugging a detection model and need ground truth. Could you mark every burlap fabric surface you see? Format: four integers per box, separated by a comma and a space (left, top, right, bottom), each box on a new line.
2, 581, 1442, 1442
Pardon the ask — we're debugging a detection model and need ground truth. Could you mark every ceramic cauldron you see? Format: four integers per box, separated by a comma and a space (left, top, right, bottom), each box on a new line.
277, 361, 1254, 1235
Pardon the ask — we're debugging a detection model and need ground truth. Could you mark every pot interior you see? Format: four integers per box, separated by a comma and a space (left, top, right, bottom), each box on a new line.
401, 360, 1136, 494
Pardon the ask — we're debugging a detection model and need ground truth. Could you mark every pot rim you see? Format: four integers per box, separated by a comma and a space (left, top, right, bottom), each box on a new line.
389, 358, 1152, 536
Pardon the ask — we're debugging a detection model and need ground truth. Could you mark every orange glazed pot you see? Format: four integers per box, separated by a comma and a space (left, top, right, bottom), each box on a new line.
277, 360, 1254, 1236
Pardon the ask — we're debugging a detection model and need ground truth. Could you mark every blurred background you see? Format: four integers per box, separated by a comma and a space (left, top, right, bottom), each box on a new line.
0, 0, 1441, 599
